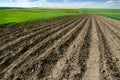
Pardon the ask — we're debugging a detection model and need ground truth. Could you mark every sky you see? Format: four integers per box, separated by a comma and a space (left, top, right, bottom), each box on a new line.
0, 0, 120, 9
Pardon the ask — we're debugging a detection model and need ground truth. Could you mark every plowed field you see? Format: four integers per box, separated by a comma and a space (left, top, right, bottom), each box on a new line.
0, 14, 120, 80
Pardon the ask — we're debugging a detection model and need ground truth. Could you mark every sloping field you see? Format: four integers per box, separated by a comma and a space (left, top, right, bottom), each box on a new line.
0, 14, 120, 80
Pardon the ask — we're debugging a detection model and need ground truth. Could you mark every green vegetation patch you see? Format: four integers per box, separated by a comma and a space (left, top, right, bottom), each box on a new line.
0, 8, 120, 25
0, 8, 77, 25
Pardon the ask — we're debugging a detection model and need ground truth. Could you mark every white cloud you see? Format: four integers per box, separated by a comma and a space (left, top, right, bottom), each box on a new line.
0, 0, 120, 9
106, 0, 120, 4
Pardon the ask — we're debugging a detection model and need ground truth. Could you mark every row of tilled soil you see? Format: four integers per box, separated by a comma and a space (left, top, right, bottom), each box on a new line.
0, 14, 120, 80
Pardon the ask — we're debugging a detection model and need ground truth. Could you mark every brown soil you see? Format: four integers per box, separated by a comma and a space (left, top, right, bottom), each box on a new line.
0, 14, 120, 80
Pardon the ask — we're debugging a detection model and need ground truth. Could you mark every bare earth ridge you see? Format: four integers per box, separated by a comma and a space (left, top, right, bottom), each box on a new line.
0, 14, 120, 80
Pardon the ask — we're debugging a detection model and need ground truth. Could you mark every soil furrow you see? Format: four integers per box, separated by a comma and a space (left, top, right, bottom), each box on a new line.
17, 15, 90, 80
0, 15, 89, 79
0, 14, 119, 80
96, 16, 120, 41
0, 17, 76, 52
0, 17, 79, 64
73, 16, 92, 80
56, 16, 91, 80
0, 17, 80, 73
0, 17, 73, 50
82, 17, 100, 80
95, 17, 120, 80
33, 16, 90, 80
96, 17, 120, 64
0, 16, 73, 38
98, 15, 120, 30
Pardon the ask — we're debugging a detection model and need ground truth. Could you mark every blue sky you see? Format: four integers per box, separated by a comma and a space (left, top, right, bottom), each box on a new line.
0, 0, 120, 9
